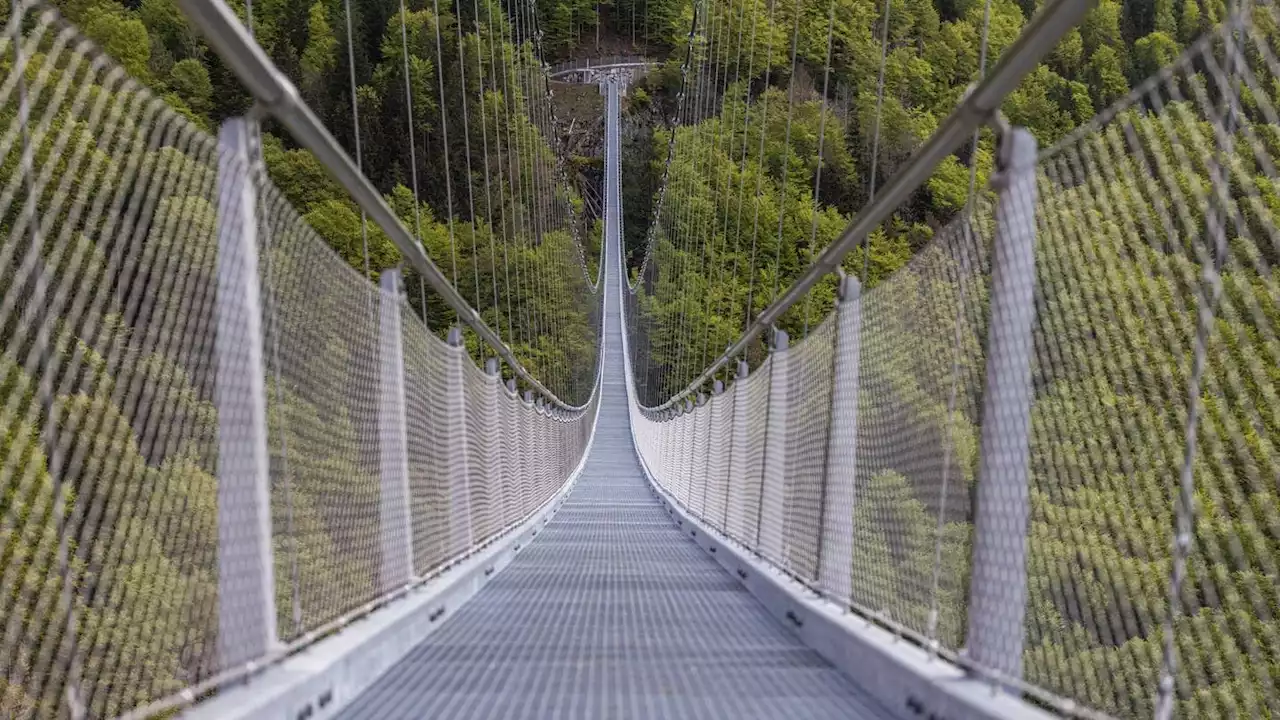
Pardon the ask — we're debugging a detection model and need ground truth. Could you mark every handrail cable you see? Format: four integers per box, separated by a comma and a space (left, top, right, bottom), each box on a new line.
172, 0, 593, 410
633, 0, 1095, 412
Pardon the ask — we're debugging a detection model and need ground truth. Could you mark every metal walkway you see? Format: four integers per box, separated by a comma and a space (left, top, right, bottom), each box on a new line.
336, 82, 885, 720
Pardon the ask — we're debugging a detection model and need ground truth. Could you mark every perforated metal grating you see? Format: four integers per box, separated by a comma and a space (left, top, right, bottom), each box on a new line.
337, 86, 885, 717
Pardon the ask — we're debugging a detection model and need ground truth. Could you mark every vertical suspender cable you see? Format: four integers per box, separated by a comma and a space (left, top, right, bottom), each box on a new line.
723, 0, 765, 352
678, 0, 729, 395
398, 0, 430, 320
675, 0, 727, 397
800, 0, 837, 335
502, 1, 537, 361
715, 0, 752, 357
342, 0, 373, 286
928, 0, 994, 650
452, 0, 486, 361
770, 0, 802, 307
859, 0, 892, 283
742, 0, 778, 332
485, 0, 518, 347
507, 0, 545, 385
431, 0, 462, 327
521, 0, 562, 390
520, 0, 553, 386
472, 0, 503, 345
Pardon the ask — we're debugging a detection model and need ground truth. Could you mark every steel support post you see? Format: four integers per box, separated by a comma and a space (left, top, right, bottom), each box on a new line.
378, 269, 414, 591
818, 275, 862, 600
443, 327, 474, 556
725, 360, 751, 542
964, 127, 1038, 682
481, 359, 500, 539
215, 117, 278, 668
758, 329, 789, 564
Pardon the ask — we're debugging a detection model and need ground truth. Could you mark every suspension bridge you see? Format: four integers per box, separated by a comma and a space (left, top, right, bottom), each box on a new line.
1, 0, 1277, 717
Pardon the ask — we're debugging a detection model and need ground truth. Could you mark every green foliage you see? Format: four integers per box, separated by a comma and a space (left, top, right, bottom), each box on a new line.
80, 3, 152, 80
1085, 45, 1130, 109
301, 1, 338, 102
1133, 30, 1179, 80
304, 198, 403, 278
20, 0, 1257, 715
168, 58, 212, 115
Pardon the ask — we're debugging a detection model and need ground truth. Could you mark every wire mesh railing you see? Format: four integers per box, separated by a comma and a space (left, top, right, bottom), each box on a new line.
1021, 11, 1280, 717
622, 4, 1280, 719
623, 203, 997, 661
0, 1, 602, 717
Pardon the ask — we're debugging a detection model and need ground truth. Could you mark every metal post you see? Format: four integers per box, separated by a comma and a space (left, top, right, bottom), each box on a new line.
482, 358, 500, 539
522, 389, 535, 517
702, 381, 725, 523
378, 269, 414, 592
964, 127, 1038, 682
758, 329, 789, 564
818, 275, 861, 600
500, 375, 517, 528
692, 392, 708, 517
443, 327, 474, 556
215, 117, 278, 668
725, 360, 750, 540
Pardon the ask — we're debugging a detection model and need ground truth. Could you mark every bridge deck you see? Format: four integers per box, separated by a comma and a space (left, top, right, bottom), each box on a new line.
336, 326, 887, 719
335, 80, 886, 720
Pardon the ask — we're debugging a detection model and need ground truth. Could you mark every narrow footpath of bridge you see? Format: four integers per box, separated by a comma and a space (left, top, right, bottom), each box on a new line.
334, 80, 887, 720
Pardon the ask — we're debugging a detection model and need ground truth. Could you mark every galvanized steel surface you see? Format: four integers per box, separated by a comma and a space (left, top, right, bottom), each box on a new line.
338, 83, 885, 718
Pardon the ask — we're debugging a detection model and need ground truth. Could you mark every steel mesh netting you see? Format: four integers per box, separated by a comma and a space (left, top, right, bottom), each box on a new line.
1019, 11, 1280, 717
400, 307, 597, 583
701, 387, 732, 529
0, 4, 223, 716
628, 212, 991, 654
257, 181, 383, 643
631, 208, 991, 646
463, 363, 495, 547
0, 4, 603, 716
400, 312, 451, 577
732, 362, 770, 547
689, 393, 714, 519
0, 19, 242, 718
780, 316, 835, 583
851, 209, 991, 651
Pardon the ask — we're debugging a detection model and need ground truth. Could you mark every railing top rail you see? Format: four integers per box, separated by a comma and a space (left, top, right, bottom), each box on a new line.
549, 59, 655, 79
174, 0, 593, 411
637, 0, 1095, 413
547, 55, 652, 76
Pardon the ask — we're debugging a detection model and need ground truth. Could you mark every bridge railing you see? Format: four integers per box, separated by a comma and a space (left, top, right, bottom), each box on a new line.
0, 2, 599, 718
548, 55, 653, 79
624, 7, 1280, 719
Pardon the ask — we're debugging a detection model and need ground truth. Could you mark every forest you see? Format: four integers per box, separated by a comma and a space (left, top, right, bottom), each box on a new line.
0, 0, 1275, 715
